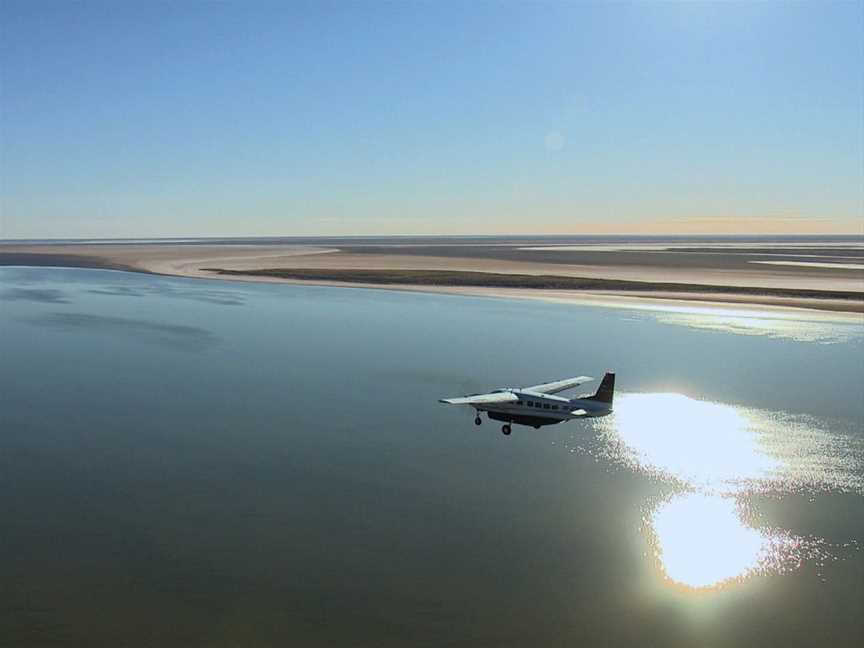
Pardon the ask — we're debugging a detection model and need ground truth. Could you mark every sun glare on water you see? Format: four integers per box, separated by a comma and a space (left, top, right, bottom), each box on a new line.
651, 308, 864, 344
589, 393, 862, 590
600, 393, 862, 495
606, 393, 777, 490
649, 493, 791, 590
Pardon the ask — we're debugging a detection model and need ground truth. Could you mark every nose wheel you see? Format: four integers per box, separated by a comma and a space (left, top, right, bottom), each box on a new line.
501, 424, 511, 435
474, 415, 482, 426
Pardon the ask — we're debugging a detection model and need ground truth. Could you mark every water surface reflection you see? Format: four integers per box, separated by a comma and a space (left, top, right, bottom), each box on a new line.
600, 393, 863, 495
647, 493, 797, 590
594, 393, 862, 590
650, 307, 864, 344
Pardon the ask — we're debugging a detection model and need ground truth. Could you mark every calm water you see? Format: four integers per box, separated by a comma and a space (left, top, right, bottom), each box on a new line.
1, 267, 863, 647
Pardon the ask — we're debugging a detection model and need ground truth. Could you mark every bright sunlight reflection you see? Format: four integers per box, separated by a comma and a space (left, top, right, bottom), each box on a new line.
649, 494, 787, 589
598, 393, 862, 494
652, 309, 863, 344
588, 393, 863, 590
606, 393, 777, 490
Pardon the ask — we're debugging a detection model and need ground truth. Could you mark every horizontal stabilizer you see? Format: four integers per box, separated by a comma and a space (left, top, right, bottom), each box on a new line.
439, 392, 519, 405
524, 376, 593, 395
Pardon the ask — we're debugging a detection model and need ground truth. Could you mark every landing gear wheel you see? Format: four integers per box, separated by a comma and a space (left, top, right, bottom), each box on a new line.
474, 416, 482, 426
501, 424, 512, 435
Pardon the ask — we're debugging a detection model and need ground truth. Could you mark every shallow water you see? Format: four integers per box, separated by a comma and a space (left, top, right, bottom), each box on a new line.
1, 267, 863, 646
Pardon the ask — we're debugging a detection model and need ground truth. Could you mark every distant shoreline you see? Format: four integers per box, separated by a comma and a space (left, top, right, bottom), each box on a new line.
201, 267, 864, 312
201, 265, 862, 297
1, 240, 862, 315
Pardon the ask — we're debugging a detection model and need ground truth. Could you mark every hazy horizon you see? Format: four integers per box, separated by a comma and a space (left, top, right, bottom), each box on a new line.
2, 1, 862, 238
3, 233, 864, 245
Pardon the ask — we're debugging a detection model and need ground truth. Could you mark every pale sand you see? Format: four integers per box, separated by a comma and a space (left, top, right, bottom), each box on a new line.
4, 242, 863, 290
202, 277, 864, 321
1, 242, 863, 317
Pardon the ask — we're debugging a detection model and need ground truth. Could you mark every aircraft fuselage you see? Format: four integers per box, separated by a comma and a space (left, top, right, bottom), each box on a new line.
440, 371, 616, 434
475, 391, 610, 428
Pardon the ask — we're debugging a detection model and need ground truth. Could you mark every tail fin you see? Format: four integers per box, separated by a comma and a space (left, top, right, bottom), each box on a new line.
588, 372, 615, 404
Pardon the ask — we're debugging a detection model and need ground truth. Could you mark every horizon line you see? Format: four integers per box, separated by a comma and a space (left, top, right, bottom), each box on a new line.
2, 233, 863, 243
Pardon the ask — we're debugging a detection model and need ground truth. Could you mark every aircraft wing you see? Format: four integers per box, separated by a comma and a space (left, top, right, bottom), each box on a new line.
523, 376, 593, 394
439, 392, 519, 405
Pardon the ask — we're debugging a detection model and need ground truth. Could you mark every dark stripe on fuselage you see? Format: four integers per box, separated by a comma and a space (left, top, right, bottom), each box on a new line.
487, 411, 564, 427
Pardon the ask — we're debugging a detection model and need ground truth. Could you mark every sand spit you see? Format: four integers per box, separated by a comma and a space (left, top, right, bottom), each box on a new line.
1, 241, 862, 315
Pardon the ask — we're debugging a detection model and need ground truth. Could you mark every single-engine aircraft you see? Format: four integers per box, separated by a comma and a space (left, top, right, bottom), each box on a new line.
440, 372, 615, 435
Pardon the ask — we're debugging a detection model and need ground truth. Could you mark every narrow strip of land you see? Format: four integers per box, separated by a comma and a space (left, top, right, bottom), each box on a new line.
1, 241, 862, 314
201, 267, 864, 313
203, 267, 862, 300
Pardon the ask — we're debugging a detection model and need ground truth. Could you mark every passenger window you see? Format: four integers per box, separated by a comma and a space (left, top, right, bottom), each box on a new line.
528, 401, 534, 407
543, 404, 550, 410
552, 405, 558, 410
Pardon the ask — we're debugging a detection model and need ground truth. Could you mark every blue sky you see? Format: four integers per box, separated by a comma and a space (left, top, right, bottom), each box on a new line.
1, 1, 862, 238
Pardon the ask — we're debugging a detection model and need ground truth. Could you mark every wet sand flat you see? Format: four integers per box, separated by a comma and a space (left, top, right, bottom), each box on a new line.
1, 238, 862, 313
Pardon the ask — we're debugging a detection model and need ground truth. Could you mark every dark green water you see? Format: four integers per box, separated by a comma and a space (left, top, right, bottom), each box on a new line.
1, 267, 863, 646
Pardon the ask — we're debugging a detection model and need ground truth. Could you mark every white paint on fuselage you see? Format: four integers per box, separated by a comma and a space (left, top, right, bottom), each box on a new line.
474, 390, 610, 422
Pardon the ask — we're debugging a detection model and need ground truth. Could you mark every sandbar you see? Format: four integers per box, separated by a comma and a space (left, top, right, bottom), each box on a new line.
1, 239, 862, 316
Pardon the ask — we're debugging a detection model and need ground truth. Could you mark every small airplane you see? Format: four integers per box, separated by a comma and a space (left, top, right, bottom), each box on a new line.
439, 372, 615, 435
